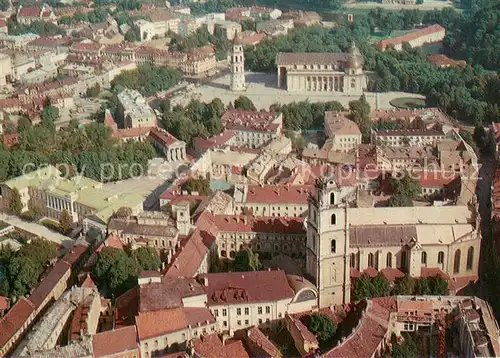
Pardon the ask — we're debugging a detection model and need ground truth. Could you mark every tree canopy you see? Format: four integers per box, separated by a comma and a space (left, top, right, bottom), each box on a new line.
349, 94, 372, 143
92, 246, 161, 297
353, 274, 391, 300
388, 172, 422, 207
111, 65, 182, 97
233, 96, 256, 111
0, 238, 58, 299
303, 313, 337, 348
181, 177, 211, 196
271, 100, 344, 130
234, 248, 262, 272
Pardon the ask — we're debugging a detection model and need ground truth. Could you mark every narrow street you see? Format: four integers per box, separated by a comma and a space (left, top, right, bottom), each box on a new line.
475, 155, 498, 315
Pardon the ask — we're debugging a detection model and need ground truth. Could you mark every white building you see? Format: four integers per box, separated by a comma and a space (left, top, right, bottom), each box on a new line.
230, 41, 246, 91
117, 88, 157, 128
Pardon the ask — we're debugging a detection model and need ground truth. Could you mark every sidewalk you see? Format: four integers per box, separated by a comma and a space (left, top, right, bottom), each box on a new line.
0, 213, 74, 248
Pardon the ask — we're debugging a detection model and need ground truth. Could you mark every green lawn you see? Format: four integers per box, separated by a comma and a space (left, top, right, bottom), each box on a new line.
390, 97, 427, 109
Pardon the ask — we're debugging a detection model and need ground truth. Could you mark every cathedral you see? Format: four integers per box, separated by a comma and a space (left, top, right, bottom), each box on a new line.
275, 42, 367, 93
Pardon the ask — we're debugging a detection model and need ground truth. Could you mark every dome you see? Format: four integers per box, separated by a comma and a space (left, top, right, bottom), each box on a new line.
348, 42, 364, 69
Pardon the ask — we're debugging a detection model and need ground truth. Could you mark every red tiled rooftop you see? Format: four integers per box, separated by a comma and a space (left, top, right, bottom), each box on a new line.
377, 24, 445, 50
193, 334, 226, 358
221, 110, 281, 133
225, 340, 250, 358
29, 260, 71, 309
96, 234, 124, 252
200, 270, 295, 305
18, 7, 42, 17
244, 185, 311, 204
427, 54, 466, 68
183, 307, 216, 327
237, 31, 266, 46
0, 297, 35, 348
92, 326, 139, 357
380, 268, 405, 283
324, 297, 396, 358
28, 36, 73, 47
397, 299, 433, 312
0, 296, 8, 311
0, 19, 6, 27
164, 230, 209, 278
135, 308, 188, 340
149, 127, 181, 147
113, 126, 153, 139
420, 267, 450, 280
214, 215, 305, 235
246, 326, 280, 357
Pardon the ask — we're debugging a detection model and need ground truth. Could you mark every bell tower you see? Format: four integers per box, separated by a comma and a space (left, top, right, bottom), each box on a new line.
306, 176, 351, 308
230, 39, 246, 91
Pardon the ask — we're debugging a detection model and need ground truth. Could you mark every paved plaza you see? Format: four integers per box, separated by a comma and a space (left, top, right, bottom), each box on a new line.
171, 72, 425, 110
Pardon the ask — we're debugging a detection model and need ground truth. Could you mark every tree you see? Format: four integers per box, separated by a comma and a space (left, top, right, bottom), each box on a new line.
416, 276, 448, 295
9, 188, 22, 215
234, 248, 262, 272
304, 313, 336, 346
353, 274, 391, 300
233, 96, 256, 111
134, 247, 161, 271
0, 0, 9, 11
182, 177, 211, 196
125, 29, 137, 42
58, 209, 73, 234
93, 247, 139, 297
41, 105, 60, 123
68, 117, 80, 133
391, 333, 420, 358
392, 274, 416, 295
17, 116, 32, 133
387, 171, 421, 207
86, 83, 101, 98
349, 94, 372, 143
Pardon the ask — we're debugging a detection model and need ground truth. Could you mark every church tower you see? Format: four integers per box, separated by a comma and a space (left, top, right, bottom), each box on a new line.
306, 177, 351, 308
343, 42, 367, 93
230, 40, 246, 91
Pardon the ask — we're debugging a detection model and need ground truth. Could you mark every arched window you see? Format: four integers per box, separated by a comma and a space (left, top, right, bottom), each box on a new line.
331, 239, 336, 253
330, 192, 335, 205
331, 213, 336, 225
368, 253, 374, 268
438, 251, 444, 264
454, 249, 461, 274
421, 251, 427, 265
467, 247, 474, 271
401, 251, 407, 269
386, 252, 392, 268
350, 253, 355, 268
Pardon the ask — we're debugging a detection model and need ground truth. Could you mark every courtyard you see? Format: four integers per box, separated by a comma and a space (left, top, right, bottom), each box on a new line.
171, 72, 425, 110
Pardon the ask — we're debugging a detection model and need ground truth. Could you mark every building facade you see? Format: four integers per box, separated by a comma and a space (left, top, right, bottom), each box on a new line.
117, 88, 157, 129
276, 43, 367, 93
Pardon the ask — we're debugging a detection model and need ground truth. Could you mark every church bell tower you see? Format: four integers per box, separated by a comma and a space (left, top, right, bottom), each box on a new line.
306, 177, 351, 308
230, 39, 246, 91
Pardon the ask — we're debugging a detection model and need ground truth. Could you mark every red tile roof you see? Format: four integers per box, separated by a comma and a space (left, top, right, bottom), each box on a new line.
113, 126, 153, 140
193, 334, 226, 358
149, 127, 181, 147
225, 341, 250, 358
92, 326, 139, 357
420, 267, 450, 280
115, 287, 138, 328
246, 326, 280, 357
29, 260, 71, 309
221, 110, 281, 133
324, 297, 396, 358
0, 19, 6, 28
0, 296, 8, 311
377, 24, 446, 50
18, 7, 42, 17
0, 297, 35, 348
28, 36, 73, 47
214, 215, 305, 235
135, 308, 188, 340
96, 234, 124, 252
2, 133, 19, 150
237, 31, 266, 46
80, 274, 96, 288
200, 270, 295, 305
62, 243, 88, 267
164, 230, 209, 278
184, 307, 216, 327
325, 111, 361, 136
427, 54, 466, 68
243, 185, 311, 204
379, 268, 405, 283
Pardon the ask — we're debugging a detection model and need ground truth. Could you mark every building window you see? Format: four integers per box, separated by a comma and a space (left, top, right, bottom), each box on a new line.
258, 318, 263, 324
350, 253, 356, 268
237, 320, 241, 326
237, 308, 241, 315
330, 192, 335, 205
222, 309, 227, 316
330, 239, 336, 253
421, 251, 427, 265
244, 307, 249, 315
467, 246, 474, 271
258, 307, 262, 314
368, 253, 374, 268
438, 251, 444, 264
223, 321, 227, 327
214, 309, 218, 317
245, 319, 249, 325
454, 249, 461, 274
331, 213, 336, 225
386, 252, 392, 268
266, 306, 270, 314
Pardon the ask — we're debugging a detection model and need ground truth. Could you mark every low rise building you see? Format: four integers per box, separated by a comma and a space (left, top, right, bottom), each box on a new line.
0, 53, 11, 86
17, 4, 56, 25
373, 128, 445, 147
0, 298, 36, 356
377, 24, 446, 51
221, 110, 283, 148
324, 111, 362, 152
19, 64, 58, 84
117, 88, 157, 128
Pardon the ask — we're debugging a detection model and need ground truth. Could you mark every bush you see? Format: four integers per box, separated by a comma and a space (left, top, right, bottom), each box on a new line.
19, 210, 37, 222
41, 219, 62, 233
